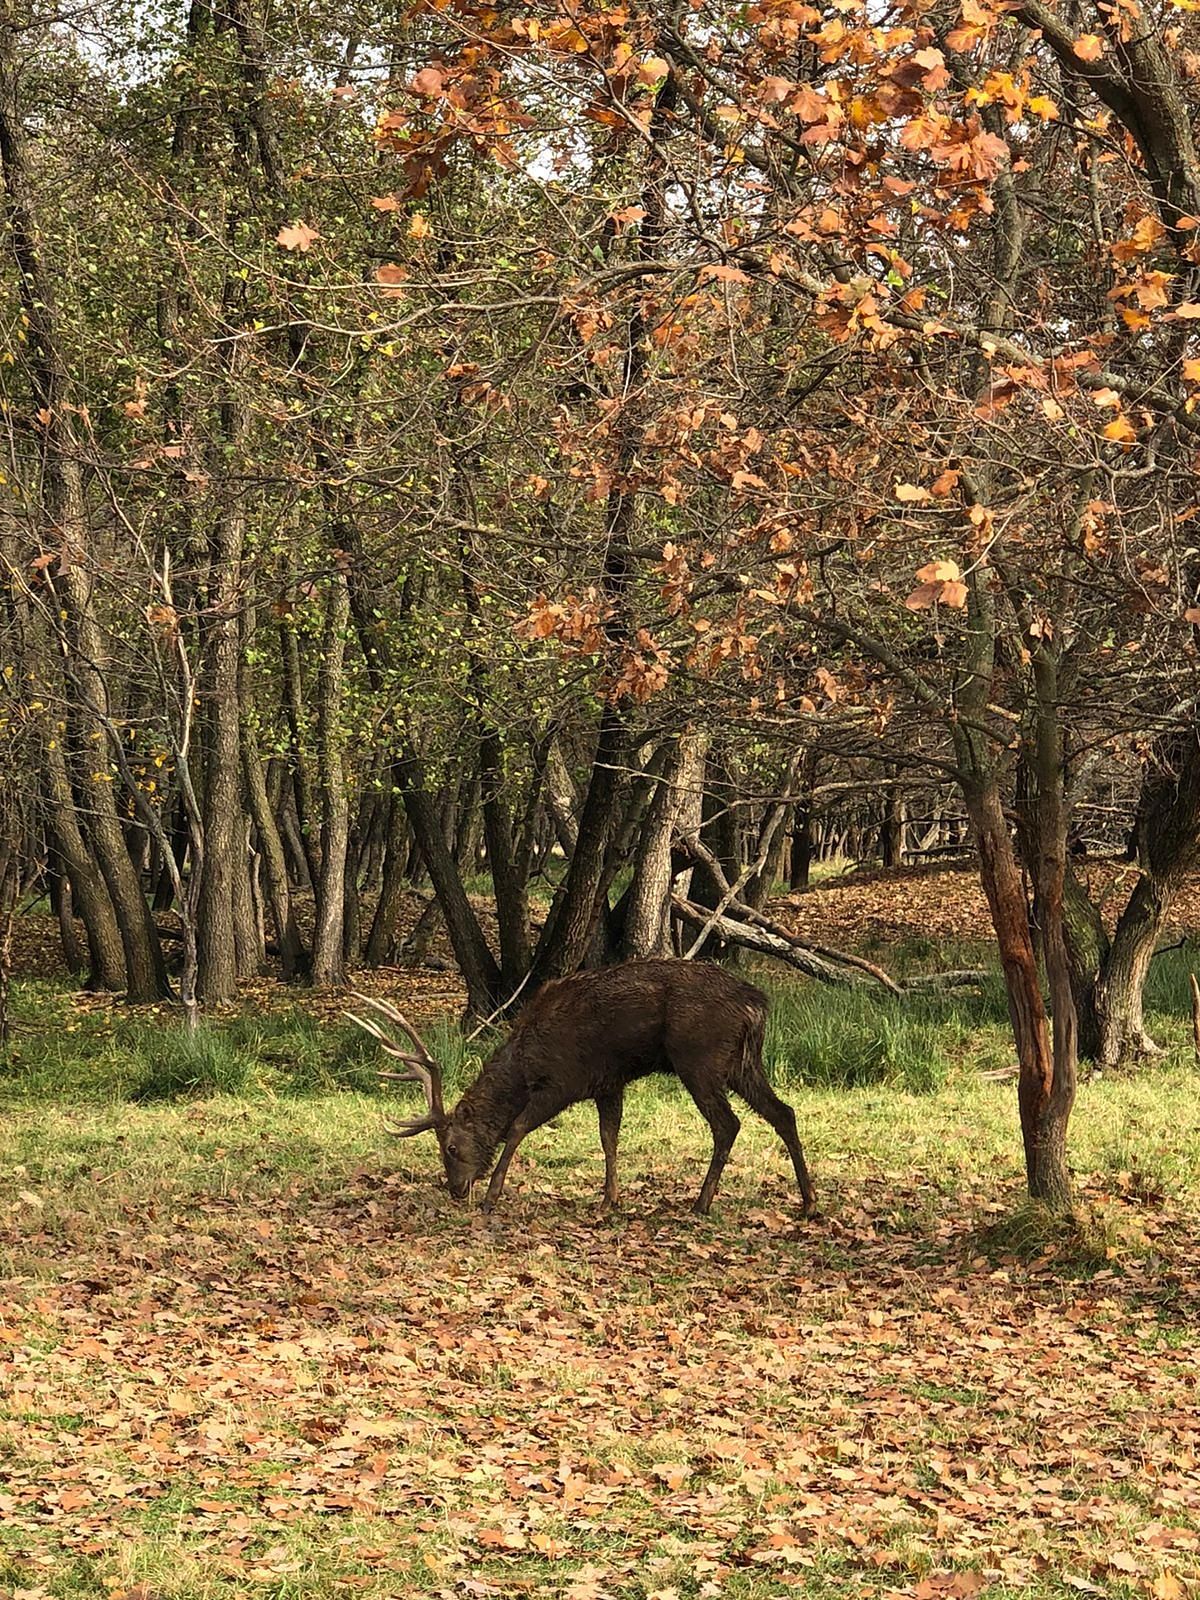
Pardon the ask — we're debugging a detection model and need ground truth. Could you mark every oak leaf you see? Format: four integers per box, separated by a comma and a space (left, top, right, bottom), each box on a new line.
916, 559, 962, 583
375, 263, 409, 296
276, 221, 319, 252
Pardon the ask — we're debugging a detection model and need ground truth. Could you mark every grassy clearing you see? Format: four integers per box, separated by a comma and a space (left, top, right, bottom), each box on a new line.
2, 963, 1200, 1599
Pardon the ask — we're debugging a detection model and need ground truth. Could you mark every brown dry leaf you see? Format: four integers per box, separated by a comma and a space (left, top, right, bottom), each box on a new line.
905, 580, 943, 610
276, 221, 320, 252
375, 263, 410, 297
916, 559, 963, 583
1152, 1574, 1185, 1600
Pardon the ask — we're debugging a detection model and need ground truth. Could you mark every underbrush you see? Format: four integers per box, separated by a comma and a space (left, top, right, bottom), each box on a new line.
762, 971, 1011, 1093
3, 935, 1196, 1111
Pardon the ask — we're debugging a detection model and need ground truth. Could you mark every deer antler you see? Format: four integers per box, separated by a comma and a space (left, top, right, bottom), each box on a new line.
346, 992, 446, 1135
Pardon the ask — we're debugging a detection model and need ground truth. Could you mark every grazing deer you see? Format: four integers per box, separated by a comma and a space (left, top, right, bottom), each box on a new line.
349, 960, 816, 1216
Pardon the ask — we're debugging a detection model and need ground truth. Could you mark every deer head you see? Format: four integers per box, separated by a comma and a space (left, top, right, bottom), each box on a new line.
346, 993, 491, 1200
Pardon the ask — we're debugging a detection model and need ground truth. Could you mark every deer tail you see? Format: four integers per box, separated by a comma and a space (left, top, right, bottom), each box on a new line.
735, 998, 769, 1093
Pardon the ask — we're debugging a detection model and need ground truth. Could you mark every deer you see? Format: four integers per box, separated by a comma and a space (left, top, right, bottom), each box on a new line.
349, 959, 817, 1217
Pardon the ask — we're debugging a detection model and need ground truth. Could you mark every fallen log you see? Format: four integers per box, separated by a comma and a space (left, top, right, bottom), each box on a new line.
672, 896, 874, 988
676, 835, 903, 993
900, 969, 990, 991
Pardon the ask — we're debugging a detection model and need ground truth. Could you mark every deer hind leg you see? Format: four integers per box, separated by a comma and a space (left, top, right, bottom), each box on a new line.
596, 1091, 624, 1212
736, 1068, 818, 1217
679, 1077, 740, 1215
481, 1089, 571, 1211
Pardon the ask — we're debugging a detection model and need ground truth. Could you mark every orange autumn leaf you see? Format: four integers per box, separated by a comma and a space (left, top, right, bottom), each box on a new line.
916, 559, 963, 583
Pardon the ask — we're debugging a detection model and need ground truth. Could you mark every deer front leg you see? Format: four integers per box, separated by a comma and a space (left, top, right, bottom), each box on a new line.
480, 1090, 569, 1211
596, 1091, 623, 1212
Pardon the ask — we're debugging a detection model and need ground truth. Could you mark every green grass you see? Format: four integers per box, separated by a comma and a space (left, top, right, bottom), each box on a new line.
761, 967, 1012, 1092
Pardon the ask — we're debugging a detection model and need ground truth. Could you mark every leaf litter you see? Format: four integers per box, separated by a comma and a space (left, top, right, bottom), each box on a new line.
0, 1152, 1199, 1598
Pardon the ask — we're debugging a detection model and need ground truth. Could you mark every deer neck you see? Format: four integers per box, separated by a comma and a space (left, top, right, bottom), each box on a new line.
456, 1053, 529, 1155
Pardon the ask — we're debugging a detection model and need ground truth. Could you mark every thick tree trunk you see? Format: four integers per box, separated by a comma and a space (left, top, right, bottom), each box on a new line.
621, 737, 692, 959
1094, 876, 1167, 1071
879, 774, 906, 868
531, 708, 629, 981
232, 813, 263, 976
966, 779, 1071, 1205
43, 743, 125, 991
342, 786, 377, 967
1062, 864, 1108, 1061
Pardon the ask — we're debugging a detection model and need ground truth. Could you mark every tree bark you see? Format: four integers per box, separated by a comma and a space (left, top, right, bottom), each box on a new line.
621, 736, 692, 959
365, 791, 409, 967
1062, 864, 1107, 1061
46, 847, 84, 975
43, 741, 125, 990
196, 462, 247, 1004
0, 29, 168, 1000
242, 730, 307, 978
789, 751, 819, 891
965, 777, 1069, 1204
231, 812, 263, 975
879, 772, 906, 868
311, 573, 351, 987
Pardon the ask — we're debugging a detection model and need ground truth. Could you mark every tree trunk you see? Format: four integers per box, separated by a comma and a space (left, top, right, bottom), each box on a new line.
1062, 864, 1107, 1061
341, 792, 372, 968
46, 849, 84, 976
966, 778, 1071, 1205
43, 743, 126, 991
311, 574, 351, 987
531, 707, 629, 982
232, 813, 263, 976
196, 483, 246, 1004
879, 775, 906, 868
242, 733, 307, 978
789, 758, 817, 892
365, 792, 409, 967
279, 607, 321, 887
1094, 876, 1168, 1070
621, 737, 691, 959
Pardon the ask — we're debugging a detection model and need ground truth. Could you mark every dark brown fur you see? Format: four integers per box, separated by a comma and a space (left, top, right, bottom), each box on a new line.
430, 960, 816, 1215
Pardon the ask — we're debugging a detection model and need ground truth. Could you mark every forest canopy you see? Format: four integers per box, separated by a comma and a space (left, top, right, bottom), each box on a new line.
2, 0, 1200, 1207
